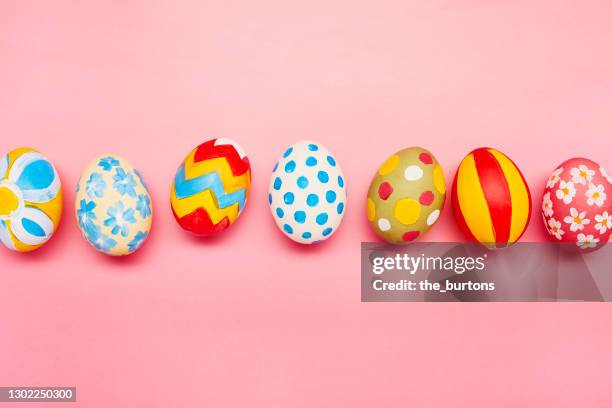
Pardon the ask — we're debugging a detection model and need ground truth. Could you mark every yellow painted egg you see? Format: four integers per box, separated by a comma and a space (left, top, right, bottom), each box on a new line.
0, 147, 63, 252
452, 147, 531, 249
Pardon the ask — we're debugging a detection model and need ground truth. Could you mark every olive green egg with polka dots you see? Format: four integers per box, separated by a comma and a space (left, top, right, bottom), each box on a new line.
366, 147, 446, 244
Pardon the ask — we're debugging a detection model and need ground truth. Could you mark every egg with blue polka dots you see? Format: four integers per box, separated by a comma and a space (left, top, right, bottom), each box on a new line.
269, 141, 347, 244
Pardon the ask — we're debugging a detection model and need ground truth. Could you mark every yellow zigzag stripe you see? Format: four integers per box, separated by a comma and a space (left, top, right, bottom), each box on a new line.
172, 189, 240, 224
184, 152, 251, 194
171, 152, 251, 224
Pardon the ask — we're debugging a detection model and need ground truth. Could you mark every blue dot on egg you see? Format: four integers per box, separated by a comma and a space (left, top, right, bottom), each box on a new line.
283, 147, 293, 158
302, 232, 312, 239
294, 211, 306, 223
284, 192, 295, 205
268, 193, 272, 204
326, 190, 336, 203
338, 175, 344, 187
327, 155, 336, 166
273, 177, 282, 190
307, 144, 318, 151
283, 224, 294, 234
307, 194, 319, 207
306, 156, 317, 167
316, 213, 328, 225
284, 160, 296, 173
297, 176, 309, 189
337, 202, 344, 214
273, 161, 279, 172
317, 171, 329, 183
322, 227, 333, 236
276, 208, 284, 218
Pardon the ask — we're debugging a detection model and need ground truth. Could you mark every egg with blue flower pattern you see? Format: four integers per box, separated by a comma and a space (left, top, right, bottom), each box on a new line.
75, 155, 152, 256
0, 147, 63, 252
268, 141, 346, 244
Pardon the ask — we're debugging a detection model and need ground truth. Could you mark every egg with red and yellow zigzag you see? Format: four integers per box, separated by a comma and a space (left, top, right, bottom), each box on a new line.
452, 147, 532, 249
171, 138, 251, 236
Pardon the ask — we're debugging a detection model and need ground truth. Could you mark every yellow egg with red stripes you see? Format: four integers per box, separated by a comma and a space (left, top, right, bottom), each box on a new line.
452, 147, 532, 248
171, 138, 251, 236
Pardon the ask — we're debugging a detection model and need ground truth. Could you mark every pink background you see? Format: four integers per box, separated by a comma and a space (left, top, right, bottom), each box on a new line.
1, 0, 611, 406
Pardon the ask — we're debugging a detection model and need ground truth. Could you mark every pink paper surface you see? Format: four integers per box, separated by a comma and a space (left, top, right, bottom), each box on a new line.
1, 0, 611, 406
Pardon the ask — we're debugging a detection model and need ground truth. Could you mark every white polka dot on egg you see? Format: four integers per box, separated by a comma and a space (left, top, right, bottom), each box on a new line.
378, 218, 391, 231
404, 165, 423, 181
268, 141, 347, 244
426, 209, 440, 226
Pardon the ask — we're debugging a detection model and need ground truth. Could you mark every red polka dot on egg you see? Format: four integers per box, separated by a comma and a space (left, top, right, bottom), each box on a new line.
378, 181, 393, 200
419, 190, 434, 205
402, 231, 420, 242
419, 153, 433, 165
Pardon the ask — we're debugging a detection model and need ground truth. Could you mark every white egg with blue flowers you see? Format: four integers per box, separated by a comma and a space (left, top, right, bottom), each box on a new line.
75, 154, 152, 256
268, 141, 346, 244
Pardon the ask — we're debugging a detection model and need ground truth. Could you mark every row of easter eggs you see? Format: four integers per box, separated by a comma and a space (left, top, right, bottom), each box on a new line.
0, 140, 345, 256
1, 142, 610, 255
367, 147, 610, 252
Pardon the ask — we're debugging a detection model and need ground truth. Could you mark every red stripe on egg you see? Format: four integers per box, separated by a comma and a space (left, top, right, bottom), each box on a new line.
473, 148, 512, 248
451, 167, 479, 243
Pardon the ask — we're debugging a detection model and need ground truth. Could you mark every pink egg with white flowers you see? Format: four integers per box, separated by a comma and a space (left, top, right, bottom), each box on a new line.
541, 158, 612, 252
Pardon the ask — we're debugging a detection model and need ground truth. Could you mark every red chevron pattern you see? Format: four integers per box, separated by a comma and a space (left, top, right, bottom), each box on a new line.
172, 206, 231, 236
193, 139, 250, 176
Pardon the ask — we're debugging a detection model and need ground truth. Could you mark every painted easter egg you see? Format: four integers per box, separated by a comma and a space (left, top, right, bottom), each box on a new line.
75, 155, 152, 256
541, 158, 611, 251
171, 138, 251, 236
268, 141, 346, 244
452, 147, 532, 249
0, 148, 63, 252
366, 147, 446, 244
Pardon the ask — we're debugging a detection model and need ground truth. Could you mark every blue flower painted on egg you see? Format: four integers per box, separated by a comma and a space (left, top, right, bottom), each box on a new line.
87, 228, 117, 253
113, 167, 137, 197
85, 172, 106, 198
128, 231, 148, 252
98, 156, 120, 171
77, 199, 98, 235
136, 194, 151, 218
104, 201, 137, 237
